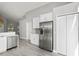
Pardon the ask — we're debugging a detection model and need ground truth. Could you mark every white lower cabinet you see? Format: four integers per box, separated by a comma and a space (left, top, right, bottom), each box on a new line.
30, 34, 39, 46
12, 36, 17, 47
56, 14, 78, 56
0, 37, 7, 52
7, 36, 17, 49
7, 37, 13, 49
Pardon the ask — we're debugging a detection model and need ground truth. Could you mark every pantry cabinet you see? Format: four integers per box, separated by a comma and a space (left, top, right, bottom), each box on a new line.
56, 16, 67, 55
56, 14, 78, 56
66, 14, 78, 56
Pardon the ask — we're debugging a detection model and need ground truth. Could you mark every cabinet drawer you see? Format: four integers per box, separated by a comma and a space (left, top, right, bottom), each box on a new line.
7, 37, 13, 49
7, 36, 17, 49
12, 36, 17, 47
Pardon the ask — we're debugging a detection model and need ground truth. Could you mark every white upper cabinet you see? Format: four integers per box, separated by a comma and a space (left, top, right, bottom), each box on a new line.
40, 12, 52, 22
54, 3, 78, 17
33, 17, 39, 28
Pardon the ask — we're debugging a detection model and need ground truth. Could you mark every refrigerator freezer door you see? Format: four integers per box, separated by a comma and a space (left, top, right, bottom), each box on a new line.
39, 21, 53, 51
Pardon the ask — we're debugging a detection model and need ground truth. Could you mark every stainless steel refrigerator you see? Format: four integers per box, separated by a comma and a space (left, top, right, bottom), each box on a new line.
39, 21, 53, 52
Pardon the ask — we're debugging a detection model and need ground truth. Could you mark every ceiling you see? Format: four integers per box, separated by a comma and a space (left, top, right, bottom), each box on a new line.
0, 2, 49, 21
0, 2, 70, 22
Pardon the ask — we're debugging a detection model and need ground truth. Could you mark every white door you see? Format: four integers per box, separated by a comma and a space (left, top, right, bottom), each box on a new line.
67, 14, 78, 56
56, 16, 67, 55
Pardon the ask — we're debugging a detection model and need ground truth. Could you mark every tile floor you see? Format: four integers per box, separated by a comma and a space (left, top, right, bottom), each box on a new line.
0, 39, 61, 56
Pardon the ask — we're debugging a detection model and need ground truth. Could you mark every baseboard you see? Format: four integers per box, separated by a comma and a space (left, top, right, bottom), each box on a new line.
30, 42, 39, 47
53, 50, 66, 56
7, 46, 17, 50
0, 49, 6, 53
53, 50, 57, 53
20, 37, 26, 40
20, 38, 29, 41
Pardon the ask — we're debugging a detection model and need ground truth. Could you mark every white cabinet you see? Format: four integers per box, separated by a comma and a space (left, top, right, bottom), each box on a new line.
67, 14, 78, 56
33, 17, 39, 28
11, 36, 17, 47
7, 36, 18, 49
32, 17, 39, 46
30, 34, 39, 46
53, 3, 78, 17
56, 16, 67, 55
56, 14, 78, 56
40, 12, 52, 22
26, 22, 32, 40
7, 36, 13, 49
0, 37, 7, 52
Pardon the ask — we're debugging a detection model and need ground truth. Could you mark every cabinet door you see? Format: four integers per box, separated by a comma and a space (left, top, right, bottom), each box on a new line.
33, 17, 39, 28
40, 12, 52, 22
0, 37, 6, 52
31, 34, 39, 46
67, 14, 78, 56
7, 37, 13, 49
12, 36, 17, 47
56, 16, 67, 55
